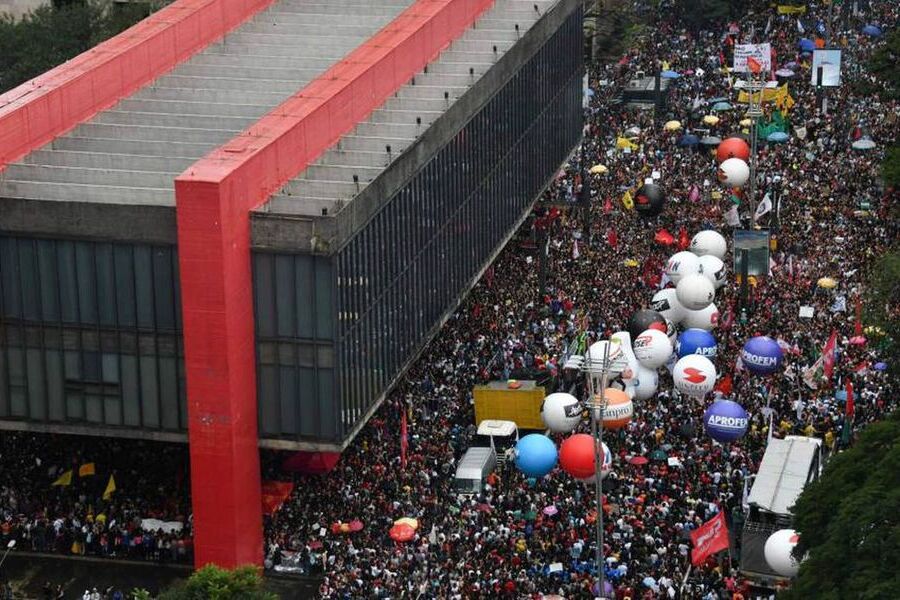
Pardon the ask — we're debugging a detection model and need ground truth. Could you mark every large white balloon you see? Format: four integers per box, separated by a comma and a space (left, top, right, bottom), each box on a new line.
764, 529, 801, 577
676, 273, 716, 311
718, 157, 750, 188
690, 230, 727, 260
698, 255, 726, 289
682, 302, 719, 331
541, 393, 582, 433
650, 288, 687, 323
632, 329, 672, 369
632, 365, 659, 401
665, 251, 702, 285
673, 354, 717, 398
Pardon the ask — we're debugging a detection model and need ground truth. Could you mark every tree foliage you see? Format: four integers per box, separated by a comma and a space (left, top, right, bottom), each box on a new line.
882, 145, 900, 189
780, 412, 900, 600
863, 250, 900, 372
869, 28, 900, 101
0, 1, 159, 94
157, 565, 277, 600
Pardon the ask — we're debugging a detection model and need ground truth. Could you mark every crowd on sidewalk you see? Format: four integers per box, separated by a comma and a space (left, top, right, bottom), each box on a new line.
264, 1, 898, 598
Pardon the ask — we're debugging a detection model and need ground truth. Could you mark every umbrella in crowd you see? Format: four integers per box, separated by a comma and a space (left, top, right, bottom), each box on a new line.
862, 24, 883, 36
711, 101, 732, 111
775, 68, 796, 78
852, 137, 877, 151
700, 135, 722, 146
678, 133, 700, 146
661, 70, 681, 79
767, 131, 790, 143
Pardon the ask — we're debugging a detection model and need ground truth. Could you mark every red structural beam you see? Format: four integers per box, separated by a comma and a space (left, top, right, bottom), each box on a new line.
175, 0, 493, 569
0, 0, 274, 168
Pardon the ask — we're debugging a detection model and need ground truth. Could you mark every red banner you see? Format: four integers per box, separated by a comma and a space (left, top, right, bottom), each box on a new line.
690, 512, 729, 566
261, 481, 294, 516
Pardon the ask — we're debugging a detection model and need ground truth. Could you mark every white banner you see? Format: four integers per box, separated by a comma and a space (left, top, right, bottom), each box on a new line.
140, 518, 184, 534
733, 43, 772, 72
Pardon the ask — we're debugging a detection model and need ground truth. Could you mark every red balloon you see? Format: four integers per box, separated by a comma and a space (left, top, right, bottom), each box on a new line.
716, 137, 751, 163
560, 433, 603, 479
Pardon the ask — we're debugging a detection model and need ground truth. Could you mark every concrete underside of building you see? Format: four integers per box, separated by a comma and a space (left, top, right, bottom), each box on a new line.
0, 0, 584, 566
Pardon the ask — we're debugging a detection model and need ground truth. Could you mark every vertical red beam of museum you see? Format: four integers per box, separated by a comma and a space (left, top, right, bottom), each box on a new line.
176, 0, 495, 568
177, 178, 263, 568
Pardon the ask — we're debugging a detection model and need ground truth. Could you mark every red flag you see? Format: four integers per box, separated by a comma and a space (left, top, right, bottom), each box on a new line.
261, 481, 294, 516
690, 512, 729, 566
607, 228, 618, 248
823, 330, 838, 380
677, 227, 690, 251
854, 296, 863, 337
654, 228, 675, 246
715, 374, 733, 396
746, 56, 762, 74
400, 407, 409, 468
845, 381, 855, 418
603, 197, 613, 214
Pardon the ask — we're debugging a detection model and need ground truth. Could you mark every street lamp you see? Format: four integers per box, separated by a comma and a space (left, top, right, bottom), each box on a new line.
0, 539, 16, 570
577, 342, 627, 599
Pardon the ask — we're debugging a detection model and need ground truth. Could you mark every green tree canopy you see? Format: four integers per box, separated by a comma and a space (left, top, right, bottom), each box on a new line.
158, 565, 277, 600
780, 412, 900, 599
0, 1, 158, 94
863, 250, 900, 373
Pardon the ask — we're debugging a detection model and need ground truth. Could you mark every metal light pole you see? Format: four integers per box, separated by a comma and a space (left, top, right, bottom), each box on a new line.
0, 539, 15, 570
745, 70, 764, 228
580, 342, 625, 599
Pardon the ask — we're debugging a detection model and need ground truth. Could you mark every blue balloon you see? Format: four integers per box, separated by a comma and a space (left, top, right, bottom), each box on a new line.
704, 400, 749, 443
515, 434, 558, 478
676, 328, 718, 359
741, 336, 784, 376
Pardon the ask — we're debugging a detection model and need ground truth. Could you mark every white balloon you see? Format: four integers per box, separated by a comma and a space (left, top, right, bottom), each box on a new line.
541, 393, 582, 433
673, 354, 717, 398
676, 273, 715, 311
665, 252, 701, 285
698, 255, 726, 289
632, 365, 659, 401
764, 529, 801, 577
650, 288, 687, 323
718, 157, 750, 188
632, 329, 672, 369
682, 302, 720, 331
690, 230, 727, 260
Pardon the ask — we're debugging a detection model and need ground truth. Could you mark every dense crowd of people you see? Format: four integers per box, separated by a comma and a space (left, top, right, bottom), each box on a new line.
0, 0, 896, 598
264, 1, 898, 598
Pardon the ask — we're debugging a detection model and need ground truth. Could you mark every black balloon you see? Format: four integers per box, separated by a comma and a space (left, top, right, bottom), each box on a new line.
628, 309, 667, 341
634, 183, 665, 217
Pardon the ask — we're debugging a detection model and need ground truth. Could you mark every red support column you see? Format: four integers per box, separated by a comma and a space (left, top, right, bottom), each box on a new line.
176, 178, 263, 568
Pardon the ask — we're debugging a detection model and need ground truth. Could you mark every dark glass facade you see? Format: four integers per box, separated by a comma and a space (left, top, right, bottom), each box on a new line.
0, 7, 583, 445
333, 8, 583, 438
0, 236, 186, 430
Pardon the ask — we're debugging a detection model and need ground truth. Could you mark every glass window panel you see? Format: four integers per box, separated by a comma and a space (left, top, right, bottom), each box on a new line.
133, 246, 155, 329
26, 348, 45, 420
75, 242, 98, 325
259, 365, 279, 435
95, 244, 116, 327
45, 350, 65, 421
274, 255, 295, 338
37, 240, 59, 321
153, 247, 176, 330
114, 245, 136, 327
120, 355, 141, 426
279, 365, 298, 435
254, 253, 276, 338
139, 355, 159, 427
295, 255, 314, 338
18, 241, 40, 322
159, 356, 179, 430
315, 260, 333, 339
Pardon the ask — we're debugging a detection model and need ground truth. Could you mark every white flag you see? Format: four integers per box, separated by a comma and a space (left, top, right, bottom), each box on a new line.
572, 240, 580, 260
725, 205, 741, 227
764, 16, 772, 36
797, 18, 805, 34
755, 193, 773, 219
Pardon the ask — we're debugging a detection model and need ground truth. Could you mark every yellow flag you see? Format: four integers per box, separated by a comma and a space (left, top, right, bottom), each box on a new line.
777, 5, 806, 15
616, 137, 637, 151
52, 470, 73, 487
622, 190, 634, 210
102, 474, 116, 500
79, 463, 96, 477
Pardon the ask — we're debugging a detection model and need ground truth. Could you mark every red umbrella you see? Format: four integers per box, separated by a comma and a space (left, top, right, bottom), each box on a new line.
389, 523, 416, 543
628, 456, 649, 466
348, 519, 364, 532
849, 336, 867, 345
